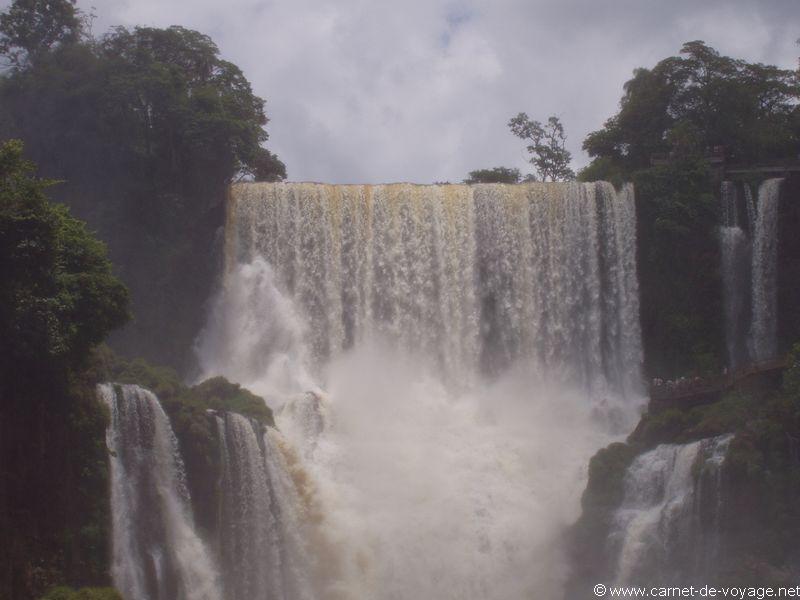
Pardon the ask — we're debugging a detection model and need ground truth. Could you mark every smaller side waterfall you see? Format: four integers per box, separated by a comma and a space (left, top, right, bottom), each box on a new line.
720, 226, 750, 368
719, 182, 751, 369
610, 434, 733, 585
750, 178, 782, 362
721, 181, 739, 228
719, 179, 782, 367
744, 185, 757, 235
100, 383, 221, 600
215, 411, 314, 600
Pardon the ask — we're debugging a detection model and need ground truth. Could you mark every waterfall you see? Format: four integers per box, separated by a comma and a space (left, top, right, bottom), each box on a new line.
610, 434, 733, 585
99, 383, 221, 600
196, 259, 317, 401
719, 182, 751, 369
215, 411, 315, 600
719, 178, 782, 367
198, 182, 642, 400
744, 184, 757, 235
195, 181, 646, 599
749, 178, 782, 362
194, 181, 645, 600
721, 181, 739, 228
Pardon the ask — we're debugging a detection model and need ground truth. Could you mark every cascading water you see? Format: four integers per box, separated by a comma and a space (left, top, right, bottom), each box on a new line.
719, 178, 782, 367
100, 383, 221, 600
719, 181, 751, 369
214, 411, 314, 600
195, 181, 646, 599
199, 182, 642, 399
721, 180, 739, 228
610, 434, 733, 585
744, 184, 757, 234
749, 178, 782, 362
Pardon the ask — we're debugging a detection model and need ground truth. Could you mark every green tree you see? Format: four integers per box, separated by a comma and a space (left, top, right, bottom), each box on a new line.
508, 113, 575, 181
0, 139, 129, 372
0, 0, 82, 67
242, 147, 288, 182
631, 153, 722, 377
582, 41, 799, 177
0, 2, 286, 370
99, 25, 286, 198
463, 166, 521, 184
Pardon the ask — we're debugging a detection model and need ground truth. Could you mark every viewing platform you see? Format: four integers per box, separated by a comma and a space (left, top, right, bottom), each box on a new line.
650, 147, 800, 179
725, 162, 800, 176
649, 356, 789, 409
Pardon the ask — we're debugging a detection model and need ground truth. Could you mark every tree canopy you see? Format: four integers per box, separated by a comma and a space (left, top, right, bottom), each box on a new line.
463, 166, 522, 184
508, 113, 575, 181
0, 139, 129, 375
0, 0, 286, 370
0, 19, 286, 211
98, 25, 286, 194
464, 114, 575, 183
579, 41, 800, 377
0, 0, 82, 67
582, 40, 800, 177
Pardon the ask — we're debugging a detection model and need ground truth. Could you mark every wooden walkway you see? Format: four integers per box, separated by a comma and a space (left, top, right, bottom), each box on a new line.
649, 356, 788, 406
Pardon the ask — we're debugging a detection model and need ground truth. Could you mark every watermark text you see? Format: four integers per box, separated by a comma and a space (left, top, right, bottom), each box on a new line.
593, 585, 800, 599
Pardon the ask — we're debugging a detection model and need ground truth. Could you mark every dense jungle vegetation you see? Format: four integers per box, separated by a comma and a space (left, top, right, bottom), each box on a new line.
0, 138, 128, 599
0, 137, 275, 599
0, 2, 287, 596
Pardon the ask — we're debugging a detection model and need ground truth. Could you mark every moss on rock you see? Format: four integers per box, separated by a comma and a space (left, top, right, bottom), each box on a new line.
40, 586, 122, 600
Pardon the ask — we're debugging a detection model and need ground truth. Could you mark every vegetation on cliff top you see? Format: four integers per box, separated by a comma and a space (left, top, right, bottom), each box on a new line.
582, 41, 799, 175
96, 348, 273, 426
0, 139, 129, 372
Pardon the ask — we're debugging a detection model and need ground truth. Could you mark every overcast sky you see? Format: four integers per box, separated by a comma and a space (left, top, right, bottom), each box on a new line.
44, 1, 800, 182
